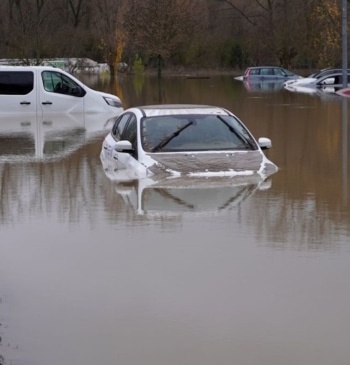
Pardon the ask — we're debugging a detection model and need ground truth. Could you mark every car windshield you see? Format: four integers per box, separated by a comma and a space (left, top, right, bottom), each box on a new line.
141, 114, 258, 152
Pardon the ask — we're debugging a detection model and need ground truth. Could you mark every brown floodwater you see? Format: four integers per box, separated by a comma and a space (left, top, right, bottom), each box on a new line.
0, 74, 350, 365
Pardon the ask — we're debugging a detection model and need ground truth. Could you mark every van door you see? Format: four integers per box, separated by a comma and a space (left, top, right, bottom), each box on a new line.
38, 70, 85, 114
0, 70, 37, 114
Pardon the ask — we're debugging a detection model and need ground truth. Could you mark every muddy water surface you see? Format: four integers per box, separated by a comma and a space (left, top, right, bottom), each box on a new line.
0, 75, 350, 365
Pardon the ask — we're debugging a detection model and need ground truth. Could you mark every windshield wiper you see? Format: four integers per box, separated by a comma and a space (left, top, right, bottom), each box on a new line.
217, 116, 256, 149
151, 120, 194, 152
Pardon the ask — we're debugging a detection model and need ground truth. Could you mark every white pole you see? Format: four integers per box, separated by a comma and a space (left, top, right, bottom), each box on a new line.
342, 0, 348, 88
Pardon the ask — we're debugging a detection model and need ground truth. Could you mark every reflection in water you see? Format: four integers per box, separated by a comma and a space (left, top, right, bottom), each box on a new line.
107, 175, 271, 216
0, 113, 114, 162
242, 80, 285, 93
342, 98, 348, 202
0, 113, 115, 227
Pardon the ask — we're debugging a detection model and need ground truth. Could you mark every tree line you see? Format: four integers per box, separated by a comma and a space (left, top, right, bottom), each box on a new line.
0, 0, 348, 75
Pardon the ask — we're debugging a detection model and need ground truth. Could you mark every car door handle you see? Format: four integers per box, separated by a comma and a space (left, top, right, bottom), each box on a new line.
20, 101, 31, 105
42, 101, 53, 105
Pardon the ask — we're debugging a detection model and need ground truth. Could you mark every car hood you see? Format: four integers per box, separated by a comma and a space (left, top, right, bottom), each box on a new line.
284, 77, 315, 86
145, 150, 278, 178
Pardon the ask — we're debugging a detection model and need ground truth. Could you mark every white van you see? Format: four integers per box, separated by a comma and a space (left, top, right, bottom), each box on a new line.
0, 66, 124, 115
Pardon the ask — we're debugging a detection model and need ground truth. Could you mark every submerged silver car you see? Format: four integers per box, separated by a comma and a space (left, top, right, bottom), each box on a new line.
241, 66, 302, 81
100, 104, 278, 180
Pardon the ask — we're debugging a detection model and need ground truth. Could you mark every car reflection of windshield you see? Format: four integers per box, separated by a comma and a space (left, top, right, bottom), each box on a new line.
145, 188, 196, 210
109, 174, 272, 215
142, 115, 257, 152
141, 185, 261, 213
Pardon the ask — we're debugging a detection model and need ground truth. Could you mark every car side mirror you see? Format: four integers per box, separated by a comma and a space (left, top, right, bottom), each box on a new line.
258, 137, 272, 150
115, 140, 133, 152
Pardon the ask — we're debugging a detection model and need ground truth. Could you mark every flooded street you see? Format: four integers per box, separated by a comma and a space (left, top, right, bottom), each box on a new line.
1, 74, 350, 365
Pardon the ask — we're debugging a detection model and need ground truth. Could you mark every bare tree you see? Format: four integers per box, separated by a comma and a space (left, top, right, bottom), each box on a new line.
49, 0, 96, 58
90, 0, 124, 75
221, 0, 306, 67
3, 0, 59, 63
120, 0, 209, 77
50, 0, 91, 27
309, 0, 342, 68
0, 0, 346, 71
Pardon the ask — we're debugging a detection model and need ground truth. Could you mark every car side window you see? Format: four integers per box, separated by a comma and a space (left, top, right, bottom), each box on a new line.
121, 115, 138, 159
261, 68, 273, 75
318, 76, 335, 85
122, 115, 137, 144
274, 68, 284, 76
41, 71, 85, 97
111, 113, 132, 140
0, 71, 34, 95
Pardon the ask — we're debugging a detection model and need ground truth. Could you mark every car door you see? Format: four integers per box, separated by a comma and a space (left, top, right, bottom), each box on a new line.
38, 70, 84, 114
102, 112, 133, 169
113, 114, 139, 170
259, 67, 275, 80
273, 67, 285, 80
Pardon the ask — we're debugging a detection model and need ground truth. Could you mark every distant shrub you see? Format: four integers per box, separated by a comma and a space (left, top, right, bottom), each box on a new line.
132, 54, 145, 74
221, 40, 248, 69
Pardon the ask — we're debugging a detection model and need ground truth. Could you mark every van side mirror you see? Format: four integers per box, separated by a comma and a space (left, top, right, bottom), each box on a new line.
73, 86, 85, 97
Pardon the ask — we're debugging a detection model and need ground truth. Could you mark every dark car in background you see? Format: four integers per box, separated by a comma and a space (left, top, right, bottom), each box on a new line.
235, 66, 302, 82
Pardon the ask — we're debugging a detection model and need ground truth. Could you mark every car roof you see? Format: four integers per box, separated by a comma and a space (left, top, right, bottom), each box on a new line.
0, 65, 59, 71
133, 104, 231, 117
246, 66, 284, 69
317, 72, 350, 79
313, 68, 350, 75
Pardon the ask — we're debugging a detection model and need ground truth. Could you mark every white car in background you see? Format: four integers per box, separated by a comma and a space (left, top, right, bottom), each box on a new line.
284, 68, 350, 88
284, 72, 350, 94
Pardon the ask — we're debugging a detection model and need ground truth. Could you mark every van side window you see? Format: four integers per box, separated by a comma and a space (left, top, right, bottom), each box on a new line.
0, 71, 34, 95
111, 113, 131, 141
41, 71, 86, 97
